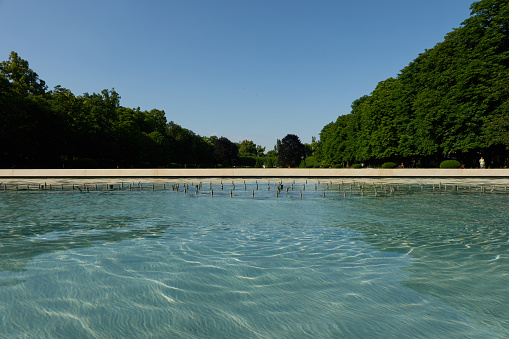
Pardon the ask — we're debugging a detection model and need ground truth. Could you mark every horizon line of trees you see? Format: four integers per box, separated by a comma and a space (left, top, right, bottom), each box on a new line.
0, 51, 312, 169
315, 0, 509, 168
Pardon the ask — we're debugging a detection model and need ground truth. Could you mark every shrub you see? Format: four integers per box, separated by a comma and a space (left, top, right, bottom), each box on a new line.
255, 158, 262, 168
334, 164, 343, 168
265, 157, 275, 168
305, 156, 317, 167
440, 160, 461, 168
382, 162, 398, 168
299, 159, 307, 168
238, 156, 256, 167
167, 162, 180, 168
352, 164, 362, 169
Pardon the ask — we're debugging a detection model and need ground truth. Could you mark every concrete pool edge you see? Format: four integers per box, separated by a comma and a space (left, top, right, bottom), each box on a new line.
1, 168, 508, 178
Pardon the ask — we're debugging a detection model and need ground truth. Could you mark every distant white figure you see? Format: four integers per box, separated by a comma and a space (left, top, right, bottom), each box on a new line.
479, 157, 485, 169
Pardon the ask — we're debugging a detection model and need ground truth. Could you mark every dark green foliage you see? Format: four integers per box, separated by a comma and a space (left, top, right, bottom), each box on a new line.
0, 51, 218, 169
440, 160, 462, 168
167, 122, 213, 167
0, 53, 62, 168
238, 140, 265, 157
304, 155, 318, 168
0, 51, 47, 96
334, 164, 343, 168
254, 157, 262, 168
135, 161, 152, 168
316, 0, 509, 168
265, 157, 275, 168
213, 137, 238, 167
382, 162, 398, 168
352, 164, 363, 169
278, 134, 306, 167
238, 156, 256, 167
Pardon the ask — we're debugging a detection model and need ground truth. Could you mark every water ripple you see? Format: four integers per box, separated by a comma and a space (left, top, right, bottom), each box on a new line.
0, 187, 507, 337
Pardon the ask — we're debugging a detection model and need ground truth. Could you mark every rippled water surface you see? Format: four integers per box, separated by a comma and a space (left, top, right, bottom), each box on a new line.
0, 180, 508, 338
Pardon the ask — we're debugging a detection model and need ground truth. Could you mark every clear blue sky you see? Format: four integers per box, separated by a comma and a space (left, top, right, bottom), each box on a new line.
0, 0, 473, 150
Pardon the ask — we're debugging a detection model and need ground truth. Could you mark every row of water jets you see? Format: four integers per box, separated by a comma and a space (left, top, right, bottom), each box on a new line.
1, 180, 507, 198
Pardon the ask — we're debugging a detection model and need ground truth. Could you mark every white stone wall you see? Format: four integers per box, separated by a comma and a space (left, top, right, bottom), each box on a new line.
1, 168, 508, 178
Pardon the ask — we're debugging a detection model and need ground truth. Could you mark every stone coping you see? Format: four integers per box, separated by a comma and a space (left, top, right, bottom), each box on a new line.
0, 168, 508, 178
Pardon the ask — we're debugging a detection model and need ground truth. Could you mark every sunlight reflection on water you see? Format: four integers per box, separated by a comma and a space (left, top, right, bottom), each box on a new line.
0, 178, 508, 338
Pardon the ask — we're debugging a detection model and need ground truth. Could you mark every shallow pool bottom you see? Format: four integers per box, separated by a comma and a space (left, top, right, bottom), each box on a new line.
0, 180, 507, 338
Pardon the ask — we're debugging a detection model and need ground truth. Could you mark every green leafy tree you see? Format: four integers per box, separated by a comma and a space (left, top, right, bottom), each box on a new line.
255, 157, 262, 168
265, 157, 274, 168
0, 52, 64, 167
0, 51, 220, 168
278, 134, 305, 167
275, 139, 281, 154
266, 139, 280, 158
167, 121, 213, 166
265, 149, 277, 158
0, 73, 26, 167
0, 51, 47, 96
213, 137, 238, 167
256, 145, 266, 156
238, 140, 258, 157
316, 0, 509, 167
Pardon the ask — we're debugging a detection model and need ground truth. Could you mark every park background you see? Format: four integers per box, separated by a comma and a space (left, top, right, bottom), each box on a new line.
1, 0, 508, 170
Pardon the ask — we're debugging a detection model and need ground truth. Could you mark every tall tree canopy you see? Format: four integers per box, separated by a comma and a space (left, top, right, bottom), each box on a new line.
316, 0, 509, 168
278, 134, 305, 167
0, 51, 47, 96
237, 140, 265, 157
0, 52, 217, 168
213, 137, 238, 167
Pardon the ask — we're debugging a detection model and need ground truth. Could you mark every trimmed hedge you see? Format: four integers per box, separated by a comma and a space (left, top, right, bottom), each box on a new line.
255, 157, 262, 168
238, 156, 256, 167
352, 164, 362, 169
440, 160, 461, 168
381, 162, 398, 168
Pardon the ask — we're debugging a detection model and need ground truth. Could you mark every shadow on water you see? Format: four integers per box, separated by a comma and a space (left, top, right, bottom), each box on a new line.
0, 191, 182, 278
0, 187, 310, 282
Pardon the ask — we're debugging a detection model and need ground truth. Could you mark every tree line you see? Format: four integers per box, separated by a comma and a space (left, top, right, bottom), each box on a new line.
3, 0, 507, 169
0, 52, 310, 169
315, 0, 509, 168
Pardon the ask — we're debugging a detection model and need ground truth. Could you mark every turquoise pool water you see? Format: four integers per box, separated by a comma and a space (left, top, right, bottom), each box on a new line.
0, 180, 508, 338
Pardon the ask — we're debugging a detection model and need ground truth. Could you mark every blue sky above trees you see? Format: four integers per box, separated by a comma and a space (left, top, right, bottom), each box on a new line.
0, 0, 472, 149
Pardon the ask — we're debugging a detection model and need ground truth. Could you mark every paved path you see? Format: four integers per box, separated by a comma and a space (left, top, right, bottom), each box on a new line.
0, 168, 508, 178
